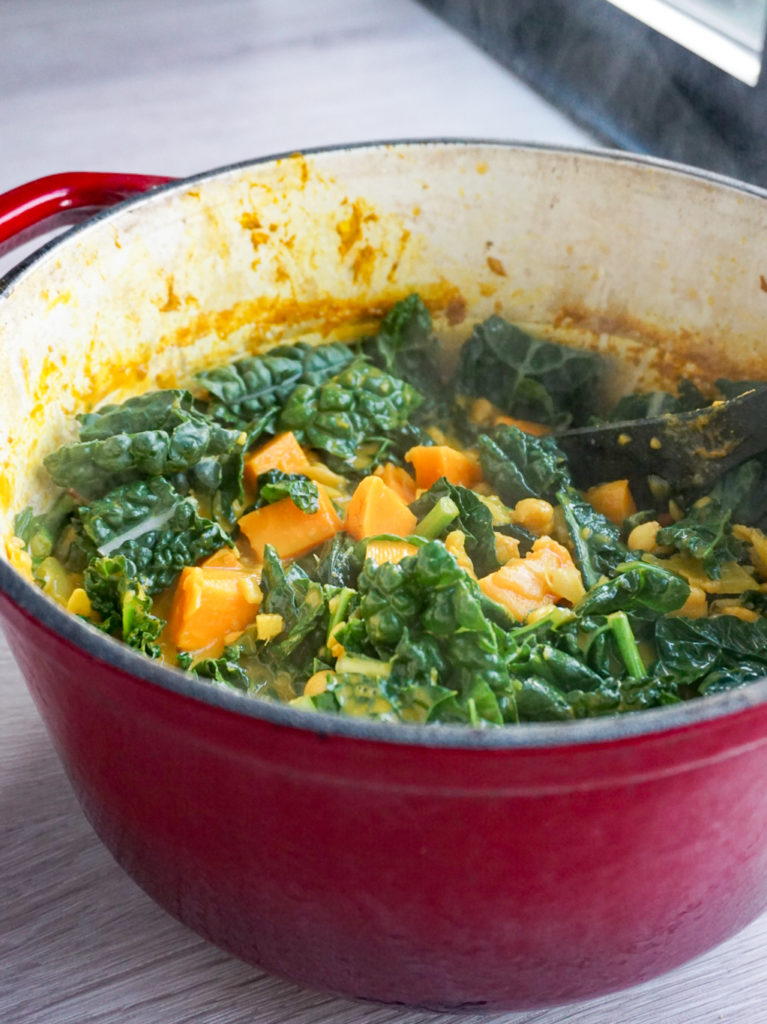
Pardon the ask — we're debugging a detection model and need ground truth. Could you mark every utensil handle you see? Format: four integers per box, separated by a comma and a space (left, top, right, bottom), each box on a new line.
0, 171, 174, 255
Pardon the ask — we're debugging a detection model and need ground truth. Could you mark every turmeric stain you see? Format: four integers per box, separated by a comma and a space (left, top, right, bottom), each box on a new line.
352, 245, 376, 285
386, 229, 411, 283
159, 278, 181, 313
337, 202, 363, 258
239, 212, 271, 253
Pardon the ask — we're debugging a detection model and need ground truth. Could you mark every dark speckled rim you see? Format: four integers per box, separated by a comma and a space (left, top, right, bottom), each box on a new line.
3, 138, 767, 750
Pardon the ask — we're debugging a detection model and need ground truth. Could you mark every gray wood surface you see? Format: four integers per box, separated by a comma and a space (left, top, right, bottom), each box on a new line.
2, 1, 766, 1021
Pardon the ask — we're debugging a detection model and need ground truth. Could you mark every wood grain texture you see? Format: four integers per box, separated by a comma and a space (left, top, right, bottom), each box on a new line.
1, 1, 766, 1021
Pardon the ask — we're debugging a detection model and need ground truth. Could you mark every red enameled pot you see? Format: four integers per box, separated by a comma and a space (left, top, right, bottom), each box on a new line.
2, 142, 767, 1012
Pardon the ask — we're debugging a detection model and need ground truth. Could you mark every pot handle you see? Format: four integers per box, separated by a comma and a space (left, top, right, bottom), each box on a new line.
0, 171, 174, 256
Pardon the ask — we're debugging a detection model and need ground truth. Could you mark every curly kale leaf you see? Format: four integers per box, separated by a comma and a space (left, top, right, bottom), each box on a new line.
576, 561, 690, 618
653, 615, 767, 694
557, 486, 628, 589
478, 424, 570, 504
337, 541, 514, 725
14, 493, 77, 568
196, 341, 355, 436
83, 555, 164, 657
258, 545, 332, 683
46, 390, 242, 501
657, 501, 747, 579
606, 379, 708, 421
177, 645, 251, 692
656, 460, 759, 578
361, 294, 443, 414
300, 532, 359, 588
277, 358, 423, 469
410, 477, 499, 577
254, 469, 319, 513
455, 316, 601, 427
79, 477, 230, 593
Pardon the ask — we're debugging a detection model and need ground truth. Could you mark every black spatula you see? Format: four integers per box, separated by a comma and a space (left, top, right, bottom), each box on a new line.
556, 386, 767, 505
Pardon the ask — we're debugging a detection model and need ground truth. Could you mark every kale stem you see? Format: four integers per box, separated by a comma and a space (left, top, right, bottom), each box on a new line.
414, 496, 460, 540
607, 611, 645, 680
334, 655, 391, 678
326, 587, 355, 644
557, 487, 597, 589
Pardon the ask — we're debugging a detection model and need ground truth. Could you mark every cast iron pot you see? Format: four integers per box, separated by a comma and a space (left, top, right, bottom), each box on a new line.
2, 142, 767, 1012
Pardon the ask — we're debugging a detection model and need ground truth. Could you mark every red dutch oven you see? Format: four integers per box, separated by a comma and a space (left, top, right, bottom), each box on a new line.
2, 142, 767, 1012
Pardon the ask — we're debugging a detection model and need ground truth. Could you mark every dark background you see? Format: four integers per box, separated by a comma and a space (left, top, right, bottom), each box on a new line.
419, 0, 767, 186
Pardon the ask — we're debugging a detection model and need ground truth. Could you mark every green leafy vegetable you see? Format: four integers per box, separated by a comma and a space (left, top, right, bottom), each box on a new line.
254, 469, 319, 513
478, 424, 569, 504
653, 615, 767, 694
576, 561, 690, 618
177, 646, 252, 692
606, 379, 708, 421
556, 486, 628, 589
361, 294, 440, 394
657, 496, 748, 579
410, 477, 499, 576
14, 494, 76, 568
79, 477, 230, 592
337, 541, 515, 725
83, 555, 164, 657
277, 358, 423, 469
196, 341, 355, 435
456, 316, 601, 427
47, 390, 242, 500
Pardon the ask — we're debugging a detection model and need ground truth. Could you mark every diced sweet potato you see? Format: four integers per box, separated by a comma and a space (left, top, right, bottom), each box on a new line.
243, 431, 311, 490
478, 536, 584, 621
238, 485, 342, 560
373, 462, 417, 504
200, 546, 242, 568
493, 415, 551, 436
167, 566, 262, 653
405, 444, 482, 490
585, 479, 637, 526
345, 475, 417, 541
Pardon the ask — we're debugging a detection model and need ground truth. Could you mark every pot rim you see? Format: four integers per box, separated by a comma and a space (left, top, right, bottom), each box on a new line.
3, 136, 767, 751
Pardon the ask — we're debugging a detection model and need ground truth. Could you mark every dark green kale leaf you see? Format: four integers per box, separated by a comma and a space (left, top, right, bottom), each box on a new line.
410, 477, 499, 577
177, 645, 251, 692
277, 358, 423, 469
606, 379, 708, 421
78, 389, 217, 442
361, 294, 442, 406
514, 677, 575, 721
79, 477, 230, 593
303, 533, 359, 587
14, 493, 77, 568
196, 341, 355, 435
455, 316, 601, 427
258, 545, 332, 683
45, 389, 243, 501
576, 561, 690, 618
338, 541, 514, 725
478, 424, 570, 505
254, 469, 319, 513
556, 486, 628, 589
82, 554, 164, 657
653, 615, 767, 694
715, 378, 767, 400
655, 466, 749, 577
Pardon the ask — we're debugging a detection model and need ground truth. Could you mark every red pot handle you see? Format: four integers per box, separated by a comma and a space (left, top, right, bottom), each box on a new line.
0, 171, 175, 258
